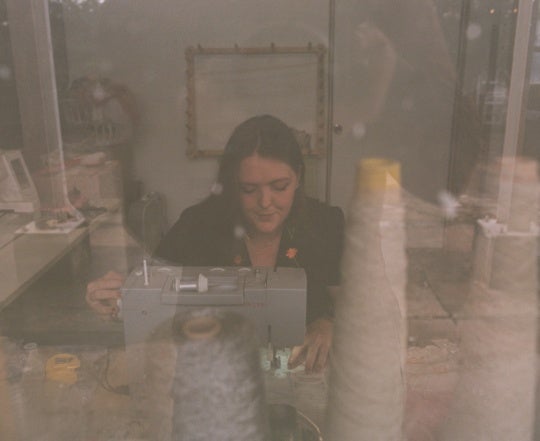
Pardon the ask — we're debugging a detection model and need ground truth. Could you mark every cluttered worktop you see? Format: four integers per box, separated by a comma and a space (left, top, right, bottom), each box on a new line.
0, 326, 463, 441
0, 211, 88, 311
2, 239, 529, 441
3, 306, 534, 441
0, 208, 538, 440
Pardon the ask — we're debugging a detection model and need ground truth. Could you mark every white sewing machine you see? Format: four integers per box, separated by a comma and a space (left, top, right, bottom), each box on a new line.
121, 264, 307, 349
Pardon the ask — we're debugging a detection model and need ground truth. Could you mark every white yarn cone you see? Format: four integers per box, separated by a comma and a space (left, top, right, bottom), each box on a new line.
326, 158, 408, 441
438, 157, 539, 441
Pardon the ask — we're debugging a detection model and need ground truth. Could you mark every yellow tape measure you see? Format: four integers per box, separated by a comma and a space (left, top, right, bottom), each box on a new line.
45, 353, 80, 384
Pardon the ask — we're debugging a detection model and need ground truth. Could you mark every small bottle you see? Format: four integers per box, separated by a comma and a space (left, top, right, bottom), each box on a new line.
23, 343, 44, 379
21, 342, 46, 440
0, 338, 28, 440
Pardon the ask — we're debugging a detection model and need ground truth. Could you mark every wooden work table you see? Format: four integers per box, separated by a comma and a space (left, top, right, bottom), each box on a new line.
0, 223, 90, 311
0, 210, 141, 346
0, 208, 141, 313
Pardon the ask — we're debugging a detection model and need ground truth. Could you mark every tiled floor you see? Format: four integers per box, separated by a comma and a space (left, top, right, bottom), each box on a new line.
406, 248, 471, 344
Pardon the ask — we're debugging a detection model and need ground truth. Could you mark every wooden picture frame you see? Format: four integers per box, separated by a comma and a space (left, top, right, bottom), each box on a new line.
185, 44, 326, 158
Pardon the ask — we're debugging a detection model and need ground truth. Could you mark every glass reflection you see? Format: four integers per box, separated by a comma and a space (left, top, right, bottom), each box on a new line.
0, 1, 538, 440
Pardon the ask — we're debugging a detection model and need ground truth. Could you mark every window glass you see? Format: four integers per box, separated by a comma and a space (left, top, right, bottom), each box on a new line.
0, 1, 538, 439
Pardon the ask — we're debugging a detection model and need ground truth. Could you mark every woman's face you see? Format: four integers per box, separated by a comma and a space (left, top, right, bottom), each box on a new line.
237, 153, 300, 236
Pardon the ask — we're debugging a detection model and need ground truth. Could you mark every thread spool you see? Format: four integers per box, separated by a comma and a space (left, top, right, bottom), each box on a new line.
355, 158, 401, 194
326, 158, 408, 440
181, 316, 222, 340
439, 157, 539, 440
174, 274, 209, 293
143, 310, 269, 441
173, 310, 268, 441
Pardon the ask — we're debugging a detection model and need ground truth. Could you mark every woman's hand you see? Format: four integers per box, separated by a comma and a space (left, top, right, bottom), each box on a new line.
85, 271, 125, 318
288, 317, 333, 374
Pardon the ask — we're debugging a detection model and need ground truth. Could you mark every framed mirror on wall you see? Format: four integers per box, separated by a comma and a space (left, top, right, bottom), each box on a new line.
184, 44, 327, 158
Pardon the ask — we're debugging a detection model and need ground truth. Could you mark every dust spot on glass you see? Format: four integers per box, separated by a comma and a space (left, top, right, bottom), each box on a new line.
466, 23, 482, 41
0, 65, 12, 81
210, 182, 223, 195
234, 225, 246, 239
352, 122, 367, 140
92, 82, 107, 102
437, 190, 459, 220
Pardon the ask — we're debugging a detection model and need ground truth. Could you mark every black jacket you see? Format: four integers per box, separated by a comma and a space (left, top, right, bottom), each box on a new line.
155, 196, 345, 323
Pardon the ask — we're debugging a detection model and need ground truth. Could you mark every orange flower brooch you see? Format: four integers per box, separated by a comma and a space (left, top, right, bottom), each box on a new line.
286, 248, 298, 259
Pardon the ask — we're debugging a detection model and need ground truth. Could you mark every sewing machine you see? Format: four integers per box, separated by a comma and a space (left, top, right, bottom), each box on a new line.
121, 264, 307, 348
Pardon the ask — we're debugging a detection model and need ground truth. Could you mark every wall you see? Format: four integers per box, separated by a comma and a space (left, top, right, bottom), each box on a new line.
60, 0, 462, 233
61, 0, 330, 227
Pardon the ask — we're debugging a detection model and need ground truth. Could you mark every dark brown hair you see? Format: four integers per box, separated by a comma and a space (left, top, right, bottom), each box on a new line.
214, 115, 306, 221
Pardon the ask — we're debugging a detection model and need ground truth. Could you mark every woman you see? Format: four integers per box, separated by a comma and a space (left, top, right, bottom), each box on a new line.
87, 115, 344, 372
